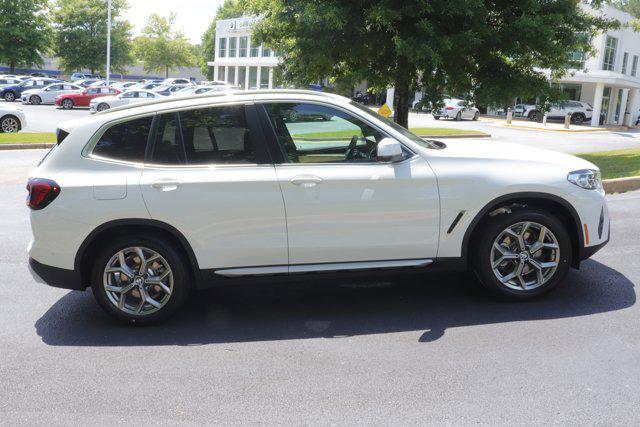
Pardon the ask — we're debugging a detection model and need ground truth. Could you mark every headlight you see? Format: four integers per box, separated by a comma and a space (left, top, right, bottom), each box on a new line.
567, 169, 602, 190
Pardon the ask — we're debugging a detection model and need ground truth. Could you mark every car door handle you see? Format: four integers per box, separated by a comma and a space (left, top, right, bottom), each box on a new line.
151, 179, 181, 191
290, 175, 323, 187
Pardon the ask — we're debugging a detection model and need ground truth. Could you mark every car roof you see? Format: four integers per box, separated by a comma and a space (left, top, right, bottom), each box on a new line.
91, 89, 348, 117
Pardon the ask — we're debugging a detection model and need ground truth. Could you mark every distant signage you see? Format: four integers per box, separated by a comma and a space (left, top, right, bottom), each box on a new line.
229, 18, 255, 32
378, 103, 392, 118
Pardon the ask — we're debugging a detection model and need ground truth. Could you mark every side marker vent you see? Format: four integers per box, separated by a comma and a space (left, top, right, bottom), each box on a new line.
447, 211, 465, 234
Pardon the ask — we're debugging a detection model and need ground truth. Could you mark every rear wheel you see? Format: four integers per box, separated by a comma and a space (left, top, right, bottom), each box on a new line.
4, 91, 15, 102
433, 115, 440, 120
454, 111, 462, 121
61, 98, 74, 109
91, 235, 191, 324
473, 111, 479, 121
571, 113, 585, 125
528, 110, 542, 122
30, 95, 42, 105
472, 209, 572, 299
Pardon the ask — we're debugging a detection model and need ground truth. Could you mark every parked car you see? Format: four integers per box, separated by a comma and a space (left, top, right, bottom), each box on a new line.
432, 98, 480, 121
90, 89, 162, 113
27, 90, 609, 323
0, 78, 62, 102
138, 79, 164, 84
161, 78, 194, 85
71, 73, 103, 81
21, 83, 84, 105
0, 77, 23, 87
169, 85, 230, 97
201, 80, 235, 88
55, 86, 121, 109
111, 81, 137, 91
128, 82, 163, 91
153, 84, 193, 96
74, 79, 106, 88
0, 105, 26, 132
524, 101, 593, 124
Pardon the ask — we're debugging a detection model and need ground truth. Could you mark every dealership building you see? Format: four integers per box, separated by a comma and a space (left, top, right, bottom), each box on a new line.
548, 4, 640, 126
207, 16, 280, 90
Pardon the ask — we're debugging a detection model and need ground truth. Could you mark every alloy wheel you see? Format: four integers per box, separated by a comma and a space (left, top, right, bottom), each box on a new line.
97, 103, 109, 112
1, 117, 19, 133
4, 92, 15, 102
30, 95, 41, 105
490, 221, 560, 291
62, 99, 73, 109
103, 246, 174, 316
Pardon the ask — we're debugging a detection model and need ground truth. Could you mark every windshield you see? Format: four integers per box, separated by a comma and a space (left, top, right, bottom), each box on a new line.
349, 101, 440, 149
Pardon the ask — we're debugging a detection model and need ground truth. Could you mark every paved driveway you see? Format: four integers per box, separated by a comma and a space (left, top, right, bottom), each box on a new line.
1, 150, 638, 424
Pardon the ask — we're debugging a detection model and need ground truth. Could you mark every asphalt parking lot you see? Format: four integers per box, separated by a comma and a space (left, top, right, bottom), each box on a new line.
1, 149, 639, 424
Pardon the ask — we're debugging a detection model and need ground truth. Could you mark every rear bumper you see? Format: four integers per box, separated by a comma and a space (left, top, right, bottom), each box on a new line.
29, 257, 85, 291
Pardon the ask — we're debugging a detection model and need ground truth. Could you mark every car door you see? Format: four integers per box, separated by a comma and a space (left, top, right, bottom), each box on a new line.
259, 101, 440, 267
139, 103, 288, 272
41, 84, 62, 103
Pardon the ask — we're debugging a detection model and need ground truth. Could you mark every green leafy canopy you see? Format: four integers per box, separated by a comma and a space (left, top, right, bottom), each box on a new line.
52, 0, 133, 74
248, 0, 618, 127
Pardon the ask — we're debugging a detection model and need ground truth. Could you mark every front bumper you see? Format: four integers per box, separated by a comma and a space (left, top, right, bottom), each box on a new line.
29, 257, 85, 291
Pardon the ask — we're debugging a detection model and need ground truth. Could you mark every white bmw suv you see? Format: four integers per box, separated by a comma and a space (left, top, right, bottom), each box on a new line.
27, 90, 609, 323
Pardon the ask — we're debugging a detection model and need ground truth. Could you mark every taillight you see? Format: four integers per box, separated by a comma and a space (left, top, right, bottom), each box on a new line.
26, 178, 60, 210
445, 106, 454, 110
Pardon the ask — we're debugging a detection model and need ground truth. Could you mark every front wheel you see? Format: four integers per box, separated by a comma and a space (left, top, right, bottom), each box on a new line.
4, 92, 15, 102
454, 111, 462, 121
473, 111, 479, 121
61, 98, 74, 109
571, 113, 585, 125
433, 115, 440, 120
0, 115, 20, 132
91, 235, 191, 324
97, 103, 110, 112
30, 95, 42, 105
472, 209, 572, 299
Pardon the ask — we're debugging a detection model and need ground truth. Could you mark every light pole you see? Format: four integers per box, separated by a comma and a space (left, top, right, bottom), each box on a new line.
106, 0, 112, 86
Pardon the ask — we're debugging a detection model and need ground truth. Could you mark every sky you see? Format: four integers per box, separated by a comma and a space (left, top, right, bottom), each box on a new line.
124, 0, 226, 44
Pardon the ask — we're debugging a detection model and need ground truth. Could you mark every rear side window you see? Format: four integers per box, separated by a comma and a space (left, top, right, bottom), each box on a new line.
92, 116, 153, 162
149, 105, 256, 165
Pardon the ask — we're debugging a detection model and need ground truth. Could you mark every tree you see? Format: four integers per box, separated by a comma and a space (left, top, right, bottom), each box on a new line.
199, 0, 247, 78
133, 13, 196, 78
53, 0, 133, 74
249, 0, 616, 127
0, 0, 51, 73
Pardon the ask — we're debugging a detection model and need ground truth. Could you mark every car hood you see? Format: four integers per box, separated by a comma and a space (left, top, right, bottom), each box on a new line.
420, 138, 597, 171
21, 89, 37, 96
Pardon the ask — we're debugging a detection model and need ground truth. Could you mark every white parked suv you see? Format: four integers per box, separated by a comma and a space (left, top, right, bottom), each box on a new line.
432, 98, 480, 121
27, 90, 610, 323
524, 101, 593, 124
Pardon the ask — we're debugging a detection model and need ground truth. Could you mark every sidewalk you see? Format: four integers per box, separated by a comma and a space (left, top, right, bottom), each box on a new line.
484, 116, 637, 133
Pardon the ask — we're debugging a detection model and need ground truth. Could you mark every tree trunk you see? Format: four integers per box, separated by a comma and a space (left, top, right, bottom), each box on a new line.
9, 61, 15, 74
393, 56, 411, 128
393, 76, 410, 128
165, 66, 169, 78
91, 68, 95, 74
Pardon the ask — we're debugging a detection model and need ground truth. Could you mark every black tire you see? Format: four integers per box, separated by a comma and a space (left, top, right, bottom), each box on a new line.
61, 98, 74, 109
4, 91, 16, 102
0, 115, 20, 133
454, 111, 462, 121
30, 95, 42, 105
97, 103, 110, 112
472, 208, 572, 300
528, 110, 542, 122
433, 115, 440, 120
571, 113, 585, 125
473, 111, 479, 121
90, 235, 191, 324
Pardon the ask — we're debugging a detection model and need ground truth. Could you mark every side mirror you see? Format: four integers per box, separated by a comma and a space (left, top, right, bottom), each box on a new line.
377, 137, 405, 163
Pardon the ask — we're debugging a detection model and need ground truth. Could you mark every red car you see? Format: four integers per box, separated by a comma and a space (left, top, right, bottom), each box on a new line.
55, 86, 121, 109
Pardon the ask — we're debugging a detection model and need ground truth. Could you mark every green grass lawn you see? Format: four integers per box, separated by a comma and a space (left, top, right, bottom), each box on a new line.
576, 148, 640, 180
0, 132, 56, 144
293, 127, 487, 139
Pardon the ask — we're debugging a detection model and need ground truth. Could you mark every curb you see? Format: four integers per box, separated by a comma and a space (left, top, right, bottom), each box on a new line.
499, 124, 619, 133
603, 176, 640, 194
0, 143, 55, 151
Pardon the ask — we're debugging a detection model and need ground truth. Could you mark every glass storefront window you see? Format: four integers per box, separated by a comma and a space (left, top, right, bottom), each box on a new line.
248, 67, 258, 89
260, 67, 270, 89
